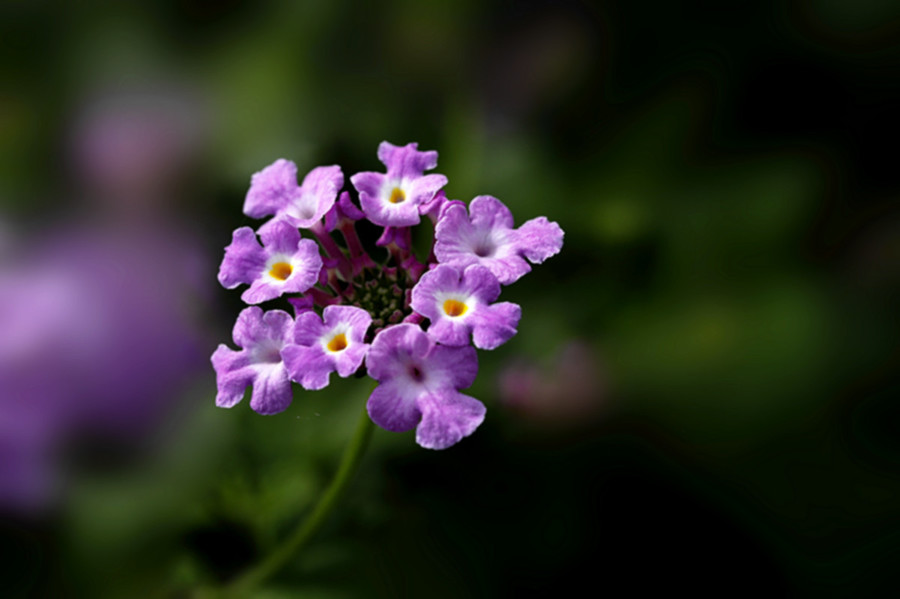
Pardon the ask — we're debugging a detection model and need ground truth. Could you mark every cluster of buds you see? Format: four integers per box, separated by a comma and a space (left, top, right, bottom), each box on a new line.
212, 142, 563, 449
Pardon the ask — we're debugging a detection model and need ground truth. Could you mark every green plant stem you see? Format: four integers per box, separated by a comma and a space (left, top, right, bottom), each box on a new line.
224, 405, 374, 597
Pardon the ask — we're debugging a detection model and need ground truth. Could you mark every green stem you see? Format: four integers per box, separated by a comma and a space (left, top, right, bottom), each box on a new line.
224, 405, 374, 597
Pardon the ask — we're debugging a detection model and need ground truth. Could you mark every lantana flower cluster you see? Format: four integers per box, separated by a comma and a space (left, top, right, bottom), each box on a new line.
212, 142, 563, 449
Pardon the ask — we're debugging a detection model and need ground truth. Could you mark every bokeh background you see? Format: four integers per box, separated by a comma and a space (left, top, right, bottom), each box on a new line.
2, 0, 899, 596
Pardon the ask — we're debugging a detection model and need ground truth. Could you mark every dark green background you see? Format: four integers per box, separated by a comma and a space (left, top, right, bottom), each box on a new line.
1, 0, 898, 596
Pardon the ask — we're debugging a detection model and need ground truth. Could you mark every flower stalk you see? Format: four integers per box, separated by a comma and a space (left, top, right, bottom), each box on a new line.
223, 404, 373, 597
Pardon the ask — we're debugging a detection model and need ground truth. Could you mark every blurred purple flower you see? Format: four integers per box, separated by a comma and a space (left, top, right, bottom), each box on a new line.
498, 341, 606, 428
69, 86, 206, 214
0, 225, 210, 513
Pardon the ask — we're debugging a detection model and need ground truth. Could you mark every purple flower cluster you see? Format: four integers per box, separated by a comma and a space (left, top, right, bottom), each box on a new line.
213, 142, 563, 449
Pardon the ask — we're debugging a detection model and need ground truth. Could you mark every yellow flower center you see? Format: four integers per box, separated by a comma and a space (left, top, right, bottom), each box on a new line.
269, 262, 293, 281
443, 299, 467, 317
327, 333, 348, 352
389, 187, 406, 204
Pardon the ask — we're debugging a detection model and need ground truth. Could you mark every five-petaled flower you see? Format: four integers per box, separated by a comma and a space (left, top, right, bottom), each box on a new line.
245, 160, 344, 235
283, 305, 372, 390
365, 324, 484, 450
350, 141, 448, 227
218, 221, 322, 304
435, 195, 564, 285
212, 307, 295, 415
212, 142, 564, 449
410, 264, 520, 350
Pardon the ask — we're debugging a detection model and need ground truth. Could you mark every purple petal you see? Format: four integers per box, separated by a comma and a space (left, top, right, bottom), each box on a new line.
302, 164, 343, 199
471, 301, 521, 350
459, 265, 501, 304
259, 220, 302, 255
426, 318, 470, 346
285, 238, 324, 292
282, 344, 332, 390
211, 344, 253, 408
292, 165, 343, 227
322, 305, 372, 342
218, 227, 266, 289
292, 310, 327, 346
438, 199, 466, 220
288, 295, 315, 316
367, 378, 422, 432
334, 342, 368, 377
419, 189, 448, 220
434, 203, 480, 269
478, 253, 532, 285
366, 324, 430, 382
248, 363, 293, 414
232, 307, 293, 348
244, 159, 299, 219
349, 171, 385, 199
414, 390, 485, 450
261, 309, 294, 343
405, 173, 448, 205
324, 191, 364, 231
515, 216, 564, 264
469, 195, 514, 229
376, 226, 411, 249
339, 190, 365, 220
241, 278, 282, 304
429, 344, 478, 390
377, 141, 438, 178
232, 306, 266, 347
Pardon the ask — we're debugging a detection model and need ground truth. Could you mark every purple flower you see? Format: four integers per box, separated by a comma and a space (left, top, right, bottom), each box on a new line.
244, 159, 344, 234
214, 142, 564, 450
434, 195, 564, 285
350, 141, 448, 227
411, 264, 521, 350
218, 221, 323, 305
365, 324, 485, 450
498, 341, 605, 427
0, 402, 59, 512
282, 305, 372, 390
1, 219, 210, 513
211, 307, 295, 415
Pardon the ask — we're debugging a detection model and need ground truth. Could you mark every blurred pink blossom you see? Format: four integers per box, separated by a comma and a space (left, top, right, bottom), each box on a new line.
498, 340, 607, 428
